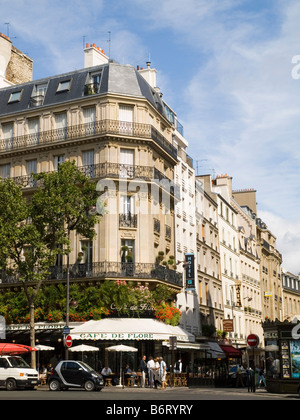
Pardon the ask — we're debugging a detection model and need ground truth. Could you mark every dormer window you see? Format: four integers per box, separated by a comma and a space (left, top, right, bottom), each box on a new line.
56, 79, 72, 93
30, 83, 48, 107
8, 90, 23, 104
84, 71, 102, 96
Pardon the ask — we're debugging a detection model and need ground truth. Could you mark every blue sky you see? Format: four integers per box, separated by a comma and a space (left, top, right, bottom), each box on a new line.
2, 0, 300, 273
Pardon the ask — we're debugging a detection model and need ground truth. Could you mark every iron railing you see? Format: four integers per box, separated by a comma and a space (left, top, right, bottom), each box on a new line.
0, 119, 177, 159
0, 262, 183, 288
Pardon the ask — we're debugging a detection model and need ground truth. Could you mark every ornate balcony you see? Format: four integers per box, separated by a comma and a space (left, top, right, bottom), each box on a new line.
0, 119, 177, 160
0, 262, 183, 289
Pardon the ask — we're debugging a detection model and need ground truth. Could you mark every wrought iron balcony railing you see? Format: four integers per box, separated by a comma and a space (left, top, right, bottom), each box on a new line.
0, 262, 183, 288
119, 213, 137, 228
0, 119, 177, 159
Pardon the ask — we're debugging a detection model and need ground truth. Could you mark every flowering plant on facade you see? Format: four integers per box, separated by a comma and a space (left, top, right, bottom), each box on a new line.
155, 303, 181, 326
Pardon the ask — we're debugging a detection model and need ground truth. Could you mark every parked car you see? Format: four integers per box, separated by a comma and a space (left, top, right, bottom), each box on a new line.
0, 355, 39, 390
48, 360, 104, 391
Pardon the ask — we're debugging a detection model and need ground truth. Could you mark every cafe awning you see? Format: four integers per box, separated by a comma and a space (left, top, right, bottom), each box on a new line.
219, 344, 242, 358
207, 342, 226, 359
70, 318, 195, 343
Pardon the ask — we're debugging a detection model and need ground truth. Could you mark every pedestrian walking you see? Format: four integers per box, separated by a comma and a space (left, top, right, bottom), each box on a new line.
147, 356, 155, 388
247, 367, 255, 393
159, 356, 167, 389
236, 364, 244, 387
153, 357, 161, 388
140, 355, 148, 388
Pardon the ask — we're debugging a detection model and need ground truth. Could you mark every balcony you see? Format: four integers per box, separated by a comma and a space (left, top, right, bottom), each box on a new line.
0, 119, 177, 160
0, 262, 183, 288
8, 162, 176, 193
119, 213, 137, 228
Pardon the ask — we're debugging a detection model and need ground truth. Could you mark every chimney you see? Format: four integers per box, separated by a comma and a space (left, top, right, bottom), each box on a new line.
138, 60, 157, 89
0, 33, 12, 87
84, 43, 109, 68
0, 33, 33, 87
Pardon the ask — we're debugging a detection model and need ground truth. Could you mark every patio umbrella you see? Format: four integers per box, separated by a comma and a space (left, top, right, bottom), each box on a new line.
35, 344, 55, 351
106, 344, 138, 388
69, 344, 99, 361
0, 343, 37, 355
35, 344, 55, 371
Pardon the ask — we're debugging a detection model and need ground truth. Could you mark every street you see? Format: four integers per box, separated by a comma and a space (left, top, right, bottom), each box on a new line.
0, 385, 297, 401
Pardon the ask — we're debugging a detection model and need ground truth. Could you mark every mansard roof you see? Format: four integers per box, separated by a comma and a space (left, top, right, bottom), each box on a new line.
0, 62, 168, 120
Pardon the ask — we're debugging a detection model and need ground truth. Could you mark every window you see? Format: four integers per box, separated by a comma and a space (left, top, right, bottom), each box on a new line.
120, 148, 134, 178
8, 90, 23, 103
55, 112, 67, 140
30, 83, 48, 106
56, 79, 72, 93
26, 159, 37, 188
81, 150, 94, 176
121, 239, 135, 263
2, 123, 13, 150
84, 71, 102, 95
119, 105, 133, 134
80, 240, 93, 266
54, 155, 65, 170
28, 117, 40, 145
119, 195, 136, 227
83, 107, 96, 135
0, 163, 11, 179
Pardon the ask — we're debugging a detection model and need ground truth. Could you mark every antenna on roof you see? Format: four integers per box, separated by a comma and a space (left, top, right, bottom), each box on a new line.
4, 22, 10, 38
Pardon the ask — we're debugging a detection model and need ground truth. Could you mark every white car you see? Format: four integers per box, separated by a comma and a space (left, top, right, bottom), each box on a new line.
0, 355, 39, 390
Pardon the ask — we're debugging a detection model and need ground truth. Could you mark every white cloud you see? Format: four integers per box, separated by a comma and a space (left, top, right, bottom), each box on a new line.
260, 211, 300, 275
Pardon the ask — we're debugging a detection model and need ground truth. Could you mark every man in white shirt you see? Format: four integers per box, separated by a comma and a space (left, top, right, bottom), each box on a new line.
174, 359, 182, 373
147, 356, 155, 388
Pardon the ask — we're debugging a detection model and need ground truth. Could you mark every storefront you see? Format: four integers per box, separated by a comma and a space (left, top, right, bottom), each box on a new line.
263, 318, 300, 394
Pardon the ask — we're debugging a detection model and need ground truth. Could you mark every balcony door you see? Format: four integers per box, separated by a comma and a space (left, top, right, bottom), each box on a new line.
82, 150, 94, 178
120, 148, 134, 178
121, 239, 135, 264
26, 159, 37, 187
55, 112, 67, 140
28, 118, 40, 146
119, 105, 133, 135
83, 106, 96, 135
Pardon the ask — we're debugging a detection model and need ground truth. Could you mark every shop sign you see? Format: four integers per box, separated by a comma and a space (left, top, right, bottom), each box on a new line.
78, 332, 155, 340
6, 322, 66, 331
264, 330, 278, 339
185, 253, 195, 290
169, 336, 177, 350
223, 319, 234, 332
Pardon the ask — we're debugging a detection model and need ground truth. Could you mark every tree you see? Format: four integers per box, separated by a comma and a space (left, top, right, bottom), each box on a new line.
0, 178, 58, 368
31, 161, 102, 356
0, 162, 102, 366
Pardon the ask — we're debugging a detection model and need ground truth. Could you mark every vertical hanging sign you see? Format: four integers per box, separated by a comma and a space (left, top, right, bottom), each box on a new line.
185, 253, 195, 290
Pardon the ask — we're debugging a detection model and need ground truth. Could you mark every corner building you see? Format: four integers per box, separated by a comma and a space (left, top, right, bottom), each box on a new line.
0, 45, 190, 363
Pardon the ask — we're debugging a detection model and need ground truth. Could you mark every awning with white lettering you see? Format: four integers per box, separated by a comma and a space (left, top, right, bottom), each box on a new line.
70, 318, 195, 343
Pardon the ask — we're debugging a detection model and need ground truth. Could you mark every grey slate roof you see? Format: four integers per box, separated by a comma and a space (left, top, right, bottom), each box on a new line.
0, 62, 168, 120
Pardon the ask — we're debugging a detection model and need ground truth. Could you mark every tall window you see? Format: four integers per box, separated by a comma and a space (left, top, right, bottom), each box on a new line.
83, 106, 96, 135
121, 239, 135, 263
28, 117, 40, 145
54, 155, 65, 170
119, 105, 133, 134
119, 195, 136, 228
120, 148, 134, 178
0, 163, 11, 179
26, 159, 37, 188
2, 123, 13, 150
82, 150, 94, 178
55, 112, 67, 140
80, 240, 93, 266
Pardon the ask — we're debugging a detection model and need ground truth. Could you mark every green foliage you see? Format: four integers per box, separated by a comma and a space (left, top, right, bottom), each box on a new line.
0, 281, 181, 326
